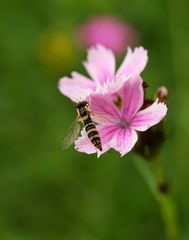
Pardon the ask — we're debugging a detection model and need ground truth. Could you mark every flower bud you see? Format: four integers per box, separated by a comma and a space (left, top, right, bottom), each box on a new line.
156, 86, 168, 103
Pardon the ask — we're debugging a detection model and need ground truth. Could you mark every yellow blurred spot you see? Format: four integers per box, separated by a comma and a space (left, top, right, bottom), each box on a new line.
37, 30, 74, 71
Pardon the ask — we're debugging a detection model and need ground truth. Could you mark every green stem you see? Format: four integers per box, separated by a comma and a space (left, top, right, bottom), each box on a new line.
133, 157, 179, 240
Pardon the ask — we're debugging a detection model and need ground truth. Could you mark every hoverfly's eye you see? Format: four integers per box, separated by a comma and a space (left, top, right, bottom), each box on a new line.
84, 101, 89, 107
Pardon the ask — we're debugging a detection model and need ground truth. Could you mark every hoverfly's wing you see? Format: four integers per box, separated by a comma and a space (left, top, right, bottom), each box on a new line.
61, 117, 81, 149
90, 111, 113, 124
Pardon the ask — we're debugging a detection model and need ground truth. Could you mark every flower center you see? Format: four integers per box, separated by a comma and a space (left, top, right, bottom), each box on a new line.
113, 95, 130, 128
113, 118, 129, 128
119, 119, 129, 128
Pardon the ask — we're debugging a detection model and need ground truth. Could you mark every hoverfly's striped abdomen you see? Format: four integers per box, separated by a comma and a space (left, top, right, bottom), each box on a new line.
76, 101, 102, 151
84, 117, 102, 151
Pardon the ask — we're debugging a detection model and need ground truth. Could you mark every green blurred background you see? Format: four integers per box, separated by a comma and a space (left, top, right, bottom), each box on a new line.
0, 0, 189, 239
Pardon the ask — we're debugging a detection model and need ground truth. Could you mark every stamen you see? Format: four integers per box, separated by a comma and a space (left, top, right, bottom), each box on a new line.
114, 95, 123, 110
114, 119, 129, 128
119, 120, 129, 128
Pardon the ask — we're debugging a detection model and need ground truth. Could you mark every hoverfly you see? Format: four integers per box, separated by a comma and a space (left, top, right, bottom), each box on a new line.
61, 100, 111, 151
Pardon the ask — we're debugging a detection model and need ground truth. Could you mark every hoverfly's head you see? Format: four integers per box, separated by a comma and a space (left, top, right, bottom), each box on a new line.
76, 100, 89, 109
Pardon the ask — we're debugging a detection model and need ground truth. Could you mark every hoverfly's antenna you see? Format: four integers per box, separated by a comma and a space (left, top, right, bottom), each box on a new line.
75, 95, 89, 104
75, 97, 82, 103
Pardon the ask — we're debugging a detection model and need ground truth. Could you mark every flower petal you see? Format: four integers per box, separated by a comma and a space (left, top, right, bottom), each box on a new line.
97, 124, 119, 157
75, 124, 118, 157
97, 75, 129, 95
58, 72, 96, 102
118, 75, 144, 119
89, 93, 121, 121
112, 128, 138, 156
116, 47, 148, 78
74, 129, 97, 154
84, 45, 115, 85
132, 99, 168, 131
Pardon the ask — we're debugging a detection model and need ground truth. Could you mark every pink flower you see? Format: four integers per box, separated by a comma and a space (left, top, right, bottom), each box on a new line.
75, 76, 167, 157
78, 16, 137, 55
58, 45, 167, 157
58, 45, 148, 102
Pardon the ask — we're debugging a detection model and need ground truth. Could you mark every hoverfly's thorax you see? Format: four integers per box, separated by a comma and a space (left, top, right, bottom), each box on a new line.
78, 106, 88, 117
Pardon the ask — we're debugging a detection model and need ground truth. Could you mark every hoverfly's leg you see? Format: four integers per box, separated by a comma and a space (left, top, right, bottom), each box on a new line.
76, 109, 83, 122
88, 97, 92, 113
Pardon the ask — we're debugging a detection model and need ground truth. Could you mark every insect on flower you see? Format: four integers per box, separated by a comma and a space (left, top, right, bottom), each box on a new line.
61, 99, 111, 151
75, 76, 168, 157
58, 45, 167, 157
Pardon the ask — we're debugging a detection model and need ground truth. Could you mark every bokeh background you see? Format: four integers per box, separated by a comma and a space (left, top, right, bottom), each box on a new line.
0, 0, 189, 239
